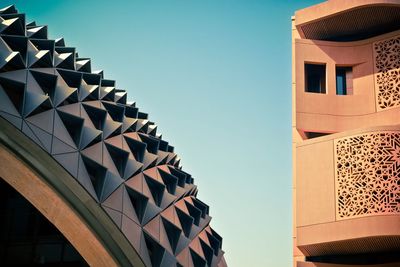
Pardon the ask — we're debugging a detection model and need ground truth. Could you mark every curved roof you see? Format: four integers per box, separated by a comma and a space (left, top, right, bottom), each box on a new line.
0, 5, 226, 267
295, 0, 400, 41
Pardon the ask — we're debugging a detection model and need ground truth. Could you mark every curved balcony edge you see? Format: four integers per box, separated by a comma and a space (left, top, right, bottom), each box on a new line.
297, 260, 400, 267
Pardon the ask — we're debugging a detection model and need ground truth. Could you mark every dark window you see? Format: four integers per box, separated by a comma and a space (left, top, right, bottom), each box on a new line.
304, 131, 331, 139
336, 66, 353, 95
305, 63, 326, 93
0, 179, 87, 266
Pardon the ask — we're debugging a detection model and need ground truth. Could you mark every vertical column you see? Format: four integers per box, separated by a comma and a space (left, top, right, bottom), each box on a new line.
291, 16, 305, 267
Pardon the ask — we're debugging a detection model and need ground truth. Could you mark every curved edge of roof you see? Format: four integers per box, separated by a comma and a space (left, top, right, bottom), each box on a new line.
295, 1, 400, 41
295, 0, 400, 26
0, 116, 145, 267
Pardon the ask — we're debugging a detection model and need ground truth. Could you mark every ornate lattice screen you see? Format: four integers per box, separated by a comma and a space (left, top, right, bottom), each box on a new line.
335, 132, 400, 219
374, 35, 400, 110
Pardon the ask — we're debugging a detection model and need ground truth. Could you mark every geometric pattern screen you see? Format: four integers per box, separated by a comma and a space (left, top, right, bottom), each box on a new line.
335, 132, 400, 219
374, 34, 400, 111
0, 5, 226, 267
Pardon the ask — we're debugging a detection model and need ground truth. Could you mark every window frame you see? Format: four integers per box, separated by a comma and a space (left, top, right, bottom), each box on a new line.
304, 63, 327, 94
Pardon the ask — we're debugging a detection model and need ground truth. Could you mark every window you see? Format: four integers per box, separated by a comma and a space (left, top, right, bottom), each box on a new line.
0, 179, 87, 265
304, 131, 331, 139
305, 63, 326, 93
336, 66, 353, 95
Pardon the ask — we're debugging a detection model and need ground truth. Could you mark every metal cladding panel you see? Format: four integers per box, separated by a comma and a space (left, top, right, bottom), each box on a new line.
0, 5, 225, 267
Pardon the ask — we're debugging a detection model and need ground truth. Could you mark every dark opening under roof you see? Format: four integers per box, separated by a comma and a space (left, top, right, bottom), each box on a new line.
299, 5, 400, 42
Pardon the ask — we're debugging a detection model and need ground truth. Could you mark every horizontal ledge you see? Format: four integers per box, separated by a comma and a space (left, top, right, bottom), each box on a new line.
297, 125, 400, 147
297, 260, 400, 267
297, 215, 400, 256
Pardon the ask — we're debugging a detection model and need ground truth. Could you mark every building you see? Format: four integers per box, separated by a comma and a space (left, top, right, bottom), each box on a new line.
292, 0, 400, 266
0, 5, 226, 267
292, 1, 400, 266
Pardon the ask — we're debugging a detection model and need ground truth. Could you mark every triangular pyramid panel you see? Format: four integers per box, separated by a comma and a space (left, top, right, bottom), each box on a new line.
0, 5, 225, 266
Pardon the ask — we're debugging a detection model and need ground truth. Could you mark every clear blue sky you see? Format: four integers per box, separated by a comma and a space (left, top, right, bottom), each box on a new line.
4, 0, 323, 266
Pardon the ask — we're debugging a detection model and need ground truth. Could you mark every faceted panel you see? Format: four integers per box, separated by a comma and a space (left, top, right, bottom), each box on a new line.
0, 5, 225, 266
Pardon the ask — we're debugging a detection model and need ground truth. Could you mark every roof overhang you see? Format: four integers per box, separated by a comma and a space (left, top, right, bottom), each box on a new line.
295, 0, 400, 41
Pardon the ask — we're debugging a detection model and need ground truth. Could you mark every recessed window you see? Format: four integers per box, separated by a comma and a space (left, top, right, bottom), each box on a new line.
305, 131, 331, 139
305, 63, 326, 93
336, 66, 353, 95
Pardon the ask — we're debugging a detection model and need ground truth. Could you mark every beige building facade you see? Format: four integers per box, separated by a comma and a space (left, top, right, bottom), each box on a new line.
293, 1, 400, 266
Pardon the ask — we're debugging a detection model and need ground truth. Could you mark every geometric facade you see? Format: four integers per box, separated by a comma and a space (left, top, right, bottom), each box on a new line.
336, 132, 400, 219
293, 1, 400, 266
375, 35, 400, 110
0, 5, 226, 266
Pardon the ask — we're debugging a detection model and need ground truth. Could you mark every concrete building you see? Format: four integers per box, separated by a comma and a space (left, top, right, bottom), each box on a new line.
293, 0, 400, 266
0, 5, 226, 267
292, 1, 400, 266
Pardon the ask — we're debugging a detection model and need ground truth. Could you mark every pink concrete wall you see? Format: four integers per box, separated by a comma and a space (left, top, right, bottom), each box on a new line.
296, 126, 400, 255
296, 30, 400, 135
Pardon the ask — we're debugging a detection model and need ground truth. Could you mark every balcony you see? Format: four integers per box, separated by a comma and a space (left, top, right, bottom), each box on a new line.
296, 125, 400, 257
295, 30, 400, 134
